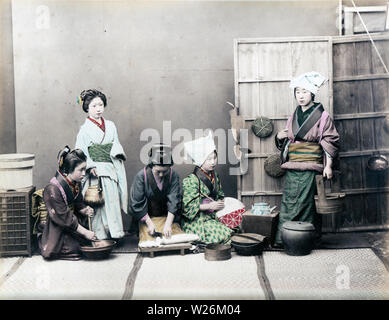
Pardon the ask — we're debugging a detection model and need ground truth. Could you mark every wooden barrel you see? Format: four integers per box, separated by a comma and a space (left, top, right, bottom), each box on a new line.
0, 154, 35, 191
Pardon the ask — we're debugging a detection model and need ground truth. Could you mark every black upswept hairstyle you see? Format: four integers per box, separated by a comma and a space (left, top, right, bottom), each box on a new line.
57, 146, 87, 174
79, 89, 107, 113
148, 143, 174, 167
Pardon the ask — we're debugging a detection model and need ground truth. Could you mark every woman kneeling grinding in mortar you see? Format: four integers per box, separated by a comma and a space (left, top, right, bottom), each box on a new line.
39, 147, 96, 260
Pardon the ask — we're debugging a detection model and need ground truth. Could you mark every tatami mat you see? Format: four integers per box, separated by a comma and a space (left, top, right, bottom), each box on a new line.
1, 248, 388, 300
131, 254, 266, 300
0, 257, 22, 280
262, 249, 389, 300
0, 253, 137, 300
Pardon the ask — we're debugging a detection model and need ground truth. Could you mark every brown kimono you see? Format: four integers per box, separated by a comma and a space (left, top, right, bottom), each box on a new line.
38, 171, 88, 260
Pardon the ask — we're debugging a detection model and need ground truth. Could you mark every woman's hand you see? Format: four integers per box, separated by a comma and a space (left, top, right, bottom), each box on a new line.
89, 168, 98, 177
163, 212, 175, 238
77, 224, 97, 240
323, 153, 334, 179
84, 229, 97, 241
145, 216, 156, 236
208, 200, 225, 211
80, 206, 94, 217
323, 166, 333, 179
277, 129, 288, 140
163, 222, 172, 238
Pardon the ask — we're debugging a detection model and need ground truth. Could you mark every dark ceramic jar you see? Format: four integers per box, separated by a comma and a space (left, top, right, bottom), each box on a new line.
281, 221, 315, 256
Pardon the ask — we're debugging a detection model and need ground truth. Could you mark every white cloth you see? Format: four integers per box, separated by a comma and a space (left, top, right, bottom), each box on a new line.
184, 132, 216, 167
138, 233, 200, 248
289, 71, 327, 95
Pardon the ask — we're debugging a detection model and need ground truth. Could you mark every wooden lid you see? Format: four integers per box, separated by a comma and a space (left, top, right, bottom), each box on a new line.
231, 233, 266, 245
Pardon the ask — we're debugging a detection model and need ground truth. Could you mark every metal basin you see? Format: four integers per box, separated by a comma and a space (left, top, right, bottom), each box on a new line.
367, 154, 388, 172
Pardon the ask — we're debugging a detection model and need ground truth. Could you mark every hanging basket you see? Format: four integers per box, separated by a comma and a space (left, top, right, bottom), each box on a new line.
251, 116, 273, 138
264, 153, 286, 178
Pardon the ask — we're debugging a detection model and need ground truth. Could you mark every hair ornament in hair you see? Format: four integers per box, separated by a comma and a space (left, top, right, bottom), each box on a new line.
58, 145, 71, 169
77, 95, 83, 106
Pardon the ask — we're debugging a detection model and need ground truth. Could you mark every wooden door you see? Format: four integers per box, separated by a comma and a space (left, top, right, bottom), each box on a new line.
332, 34, 389, 232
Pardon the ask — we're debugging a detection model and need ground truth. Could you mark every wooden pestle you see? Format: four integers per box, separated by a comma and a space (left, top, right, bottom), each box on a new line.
88, 215, 97, 247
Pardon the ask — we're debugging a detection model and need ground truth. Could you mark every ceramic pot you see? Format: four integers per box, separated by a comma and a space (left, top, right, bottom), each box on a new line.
281, 221, 315, 256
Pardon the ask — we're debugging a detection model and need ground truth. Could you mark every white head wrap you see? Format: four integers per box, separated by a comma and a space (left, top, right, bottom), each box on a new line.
184, 132, 216, 167
289, 71, 327, 95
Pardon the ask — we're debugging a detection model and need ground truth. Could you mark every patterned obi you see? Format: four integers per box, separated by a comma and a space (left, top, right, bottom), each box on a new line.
88, 143, 113, 163
288, 142, 322, 163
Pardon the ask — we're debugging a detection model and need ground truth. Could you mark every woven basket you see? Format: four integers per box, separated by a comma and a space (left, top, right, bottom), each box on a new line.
264, 153, 286, 178
251, 117, 273, 138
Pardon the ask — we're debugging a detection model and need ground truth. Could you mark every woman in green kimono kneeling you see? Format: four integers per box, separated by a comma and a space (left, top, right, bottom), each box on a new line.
182, 132, 232, 245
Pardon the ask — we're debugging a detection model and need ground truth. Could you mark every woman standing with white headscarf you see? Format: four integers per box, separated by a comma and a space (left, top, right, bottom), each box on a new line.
274, 72, 340, 247
181, 132, 232, 245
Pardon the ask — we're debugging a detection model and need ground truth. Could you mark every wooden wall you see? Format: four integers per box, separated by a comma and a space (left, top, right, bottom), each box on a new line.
234, 33, 389, 232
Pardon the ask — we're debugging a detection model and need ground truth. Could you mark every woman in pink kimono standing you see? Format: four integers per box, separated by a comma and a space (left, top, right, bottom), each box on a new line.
274, 72, 340, 247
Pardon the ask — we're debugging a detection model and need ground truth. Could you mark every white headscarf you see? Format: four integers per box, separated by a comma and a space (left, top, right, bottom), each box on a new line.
289, 71, 327, 95
184, 132, 216, 167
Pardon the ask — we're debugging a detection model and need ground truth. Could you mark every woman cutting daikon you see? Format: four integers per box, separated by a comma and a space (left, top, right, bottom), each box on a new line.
129, 144, 185, 244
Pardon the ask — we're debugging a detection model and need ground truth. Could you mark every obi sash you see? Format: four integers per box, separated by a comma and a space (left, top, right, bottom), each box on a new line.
88, 143, 113, 163
288, 142, 323, 163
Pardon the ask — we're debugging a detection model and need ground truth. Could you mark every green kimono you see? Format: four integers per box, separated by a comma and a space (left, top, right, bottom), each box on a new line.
274, 103, 340, 245
181, 168, 232, 245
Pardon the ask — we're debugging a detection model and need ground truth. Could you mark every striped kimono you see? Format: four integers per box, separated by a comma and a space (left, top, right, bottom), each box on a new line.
274, 103, 340, 245
181, 168, 231, 245
75, 117, 128, 239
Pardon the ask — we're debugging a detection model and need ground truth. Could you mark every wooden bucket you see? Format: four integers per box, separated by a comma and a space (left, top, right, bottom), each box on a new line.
0, 154, 35, 191
204, 244, 231, 261
314, 175, 345, 214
